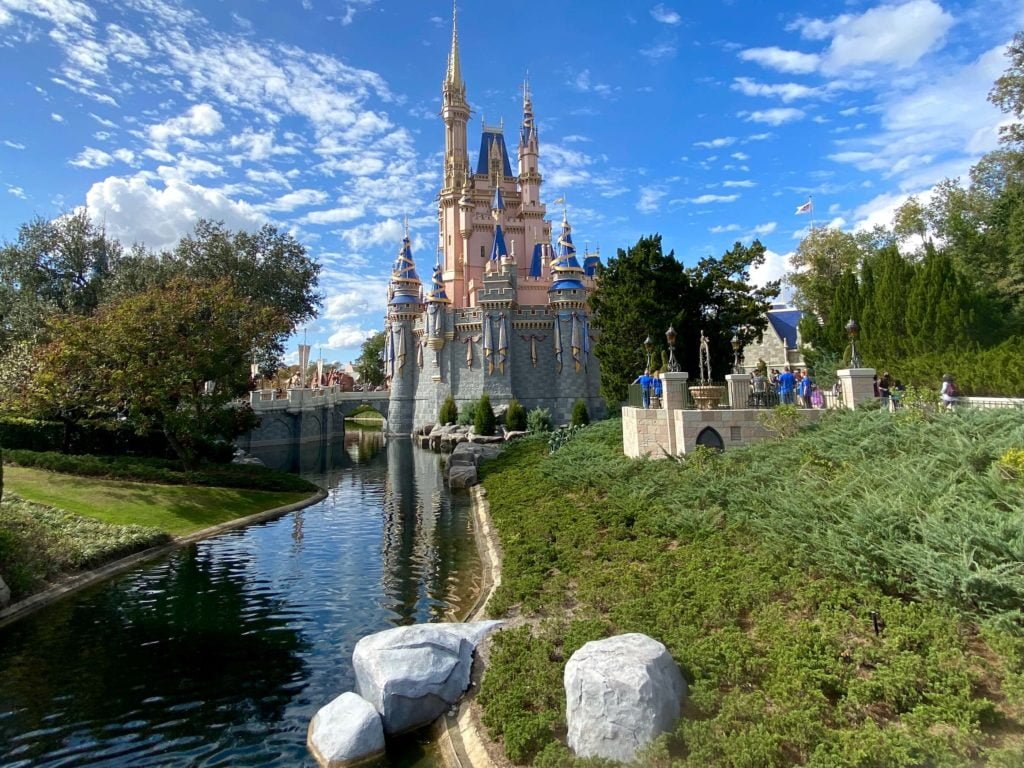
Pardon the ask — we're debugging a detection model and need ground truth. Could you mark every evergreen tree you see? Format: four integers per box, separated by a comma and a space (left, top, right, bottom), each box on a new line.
506, 398, 527, 431
860, 246, 915, 362
438, 394, 458, 426
474, 394, 496, 436
570, 399, 590, 427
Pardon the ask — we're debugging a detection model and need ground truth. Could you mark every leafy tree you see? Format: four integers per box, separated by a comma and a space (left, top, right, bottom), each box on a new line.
25, 277, 289, 467
591, 235, 689, 403
786, 227, 866, 323
591, 235, 777, 403
355, 330, 386, 388
0, 210, 119, 350
989, 30, 1024, 146
474, 394, 496, 436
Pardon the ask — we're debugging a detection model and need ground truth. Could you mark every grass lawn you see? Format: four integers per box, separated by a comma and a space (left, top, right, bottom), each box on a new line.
4, 466, 313, 537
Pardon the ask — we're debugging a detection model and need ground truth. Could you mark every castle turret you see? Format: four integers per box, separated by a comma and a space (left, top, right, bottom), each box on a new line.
442, 5, 469, 192
518, 79, 541, 206
386, 227, 424, 435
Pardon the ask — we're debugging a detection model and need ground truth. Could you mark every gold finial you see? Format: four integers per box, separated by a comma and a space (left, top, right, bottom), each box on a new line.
403, 214, 409, 239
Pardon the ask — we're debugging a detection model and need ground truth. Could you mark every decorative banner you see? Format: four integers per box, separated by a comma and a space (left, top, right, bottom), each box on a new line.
583, 316, 592, 372
462, 334, 480, 368
417, 337, 424, 369
395, 326, 407, 375
570, 312, 582, 373
317, 356, 324, 387
383, 325, 392, 379
483, 314, 494, 375
298, 344, 311, 388
520, 334, 546, 368
497, 315, 508, 374
553, 314, 563, 374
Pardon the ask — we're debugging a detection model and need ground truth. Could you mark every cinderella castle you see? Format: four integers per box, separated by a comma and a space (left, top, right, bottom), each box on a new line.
383, 11, 605, 433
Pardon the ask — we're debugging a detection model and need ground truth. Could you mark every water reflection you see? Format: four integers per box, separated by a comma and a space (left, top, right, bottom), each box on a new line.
0, 430, 479, 767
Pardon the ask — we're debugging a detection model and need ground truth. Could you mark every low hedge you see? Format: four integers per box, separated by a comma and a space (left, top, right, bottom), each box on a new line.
2, 450, 318, 493
0, 493, 170, 600
0, 416, 63, 453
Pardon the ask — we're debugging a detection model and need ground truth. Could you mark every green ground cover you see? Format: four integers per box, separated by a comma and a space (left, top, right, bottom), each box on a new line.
477, 409, 1024, 767
0, 464, 315, 603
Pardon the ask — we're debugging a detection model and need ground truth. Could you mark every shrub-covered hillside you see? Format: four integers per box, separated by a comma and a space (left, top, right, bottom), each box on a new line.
478, 409, 1024, 767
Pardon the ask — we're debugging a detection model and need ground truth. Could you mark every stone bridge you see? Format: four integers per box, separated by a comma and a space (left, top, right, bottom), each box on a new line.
236, 386, 390, 458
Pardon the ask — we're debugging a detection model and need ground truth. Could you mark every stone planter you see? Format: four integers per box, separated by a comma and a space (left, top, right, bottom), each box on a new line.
688, 385, 726, 410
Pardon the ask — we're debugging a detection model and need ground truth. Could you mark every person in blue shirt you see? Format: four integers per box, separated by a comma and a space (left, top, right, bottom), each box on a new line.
633, 369, 653, 408
778, 366, 796, 405
797, 371, 813, 408
650, 371, 663, 407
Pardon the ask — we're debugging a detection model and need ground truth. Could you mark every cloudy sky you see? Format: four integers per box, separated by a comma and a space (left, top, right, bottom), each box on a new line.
1, 0, 1021, 364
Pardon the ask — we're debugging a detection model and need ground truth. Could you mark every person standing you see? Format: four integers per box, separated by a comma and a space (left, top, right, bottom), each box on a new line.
650, 372, 663, 408
751, 368, 767, 407
940, 374, 957, 411
797, 371, 813, 408
778, 366, 796, 406
633, 369, 653, 409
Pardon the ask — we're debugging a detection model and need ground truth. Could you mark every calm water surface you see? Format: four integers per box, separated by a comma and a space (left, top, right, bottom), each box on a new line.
0, 430, 481, 767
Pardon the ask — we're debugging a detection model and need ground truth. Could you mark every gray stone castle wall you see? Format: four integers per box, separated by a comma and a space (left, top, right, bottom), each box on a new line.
391, 303, 605, 432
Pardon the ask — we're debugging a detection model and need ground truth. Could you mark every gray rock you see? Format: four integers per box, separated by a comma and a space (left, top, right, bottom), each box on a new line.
565, 633, 686, 763
468, 434, 504, 444
0, 574, 10, 609
353, 621, 502, 735
308, 692, 385, 768
504, 430, 528, 441
448, 464, 478, 489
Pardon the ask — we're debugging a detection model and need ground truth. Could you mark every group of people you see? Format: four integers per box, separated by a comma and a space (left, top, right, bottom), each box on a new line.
749, 366, 825, 408
632, 369, 664, 409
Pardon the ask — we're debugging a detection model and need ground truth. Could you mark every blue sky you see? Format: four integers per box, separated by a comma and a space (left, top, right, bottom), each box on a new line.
1, 0, 1021, 365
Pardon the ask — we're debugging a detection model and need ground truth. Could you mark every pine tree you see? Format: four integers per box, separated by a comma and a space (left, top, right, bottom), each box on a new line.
474, 394, 496, 436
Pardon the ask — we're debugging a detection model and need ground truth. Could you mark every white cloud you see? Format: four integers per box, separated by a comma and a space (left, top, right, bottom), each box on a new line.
640, 42, 677, 61
750, 221, 777, 236
325, 324, 378, 350
689, 194, 739, 204
732, 77, 820, 102
3, 139, 26, 149
743, 108, 805, 126
694, 136, 736, 149
750, 248, 793, 289
339, 218, 404, 250
7, 185, 26, 198
731, 151, 750, 160
51, 112, 65, 122
723, 179, 756, 188
710, 223, 741, 233
85, 172, 266, 251
738, 46, 820, 74
650, 4, 681, 25
569, 69, 615, 98
147, 104, 224, 145
259, 188, 329, 212
70, 146, 114, 168
637, 185, 667, 213
301, 205, 365, 225
818, 0, 954, 74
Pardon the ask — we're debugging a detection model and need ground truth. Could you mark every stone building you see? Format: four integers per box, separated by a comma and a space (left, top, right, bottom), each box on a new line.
741, 304, 806, 372
384, 11, 605, 434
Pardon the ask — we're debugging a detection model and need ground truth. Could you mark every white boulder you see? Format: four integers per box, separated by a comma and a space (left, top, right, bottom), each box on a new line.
565, 633, 686, 763
307, 692, 385, 768
353, 620, 502, 735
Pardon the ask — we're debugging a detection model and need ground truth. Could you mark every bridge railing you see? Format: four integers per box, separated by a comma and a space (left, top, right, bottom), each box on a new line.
248, 386, 390, 412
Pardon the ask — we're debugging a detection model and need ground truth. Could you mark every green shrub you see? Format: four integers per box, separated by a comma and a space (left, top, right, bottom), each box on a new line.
997, 448, 1024, 480
570, 399, 590, 427
526, 407, 553, 433
548, 425, 584, 454
0, 416, 63, 452
474, 394, 497, 436
506, 398, 527, 432
438, 395, 458, 426
1, 450, 317, 493
457, 400, 478, 427
757, 404, 802, 439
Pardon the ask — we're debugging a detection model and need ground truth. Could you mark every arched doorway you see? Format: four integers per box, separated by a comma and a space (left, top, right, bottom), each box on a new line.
695, 426, 725, 451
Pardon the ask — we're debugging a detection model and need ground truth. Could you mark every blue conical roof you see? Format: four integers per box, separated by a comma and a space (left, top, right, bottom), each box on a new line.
492, 186, 505, 211
389, 231, 423, 308
490, 223, 509, 261
427, 262, 450, 303
549, 213, 585, 292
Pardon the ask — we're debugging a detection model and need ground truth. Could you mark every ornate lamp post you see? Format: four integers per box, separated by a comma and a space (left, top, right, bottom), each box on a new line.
845, 319, 862, 368
665, 326, 680, 372
643, 335, 654, 371
731, 333, 743, 374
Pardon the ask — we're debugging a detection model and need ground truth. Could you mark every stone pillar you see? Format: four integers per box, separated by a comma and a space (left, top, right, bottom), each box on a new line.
660, 372, 689, 411
726, 374, 750, 410
836, 368, 876, 410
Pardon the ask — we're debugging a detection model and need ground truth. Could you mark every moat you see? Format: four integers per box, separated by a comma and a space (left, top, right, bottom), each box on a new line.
0, 429, 481, 767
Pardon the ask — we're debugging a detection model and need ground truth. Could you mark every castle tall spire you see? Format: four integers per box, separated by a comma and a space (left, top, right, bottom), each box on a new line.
446, 1, 463, 91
